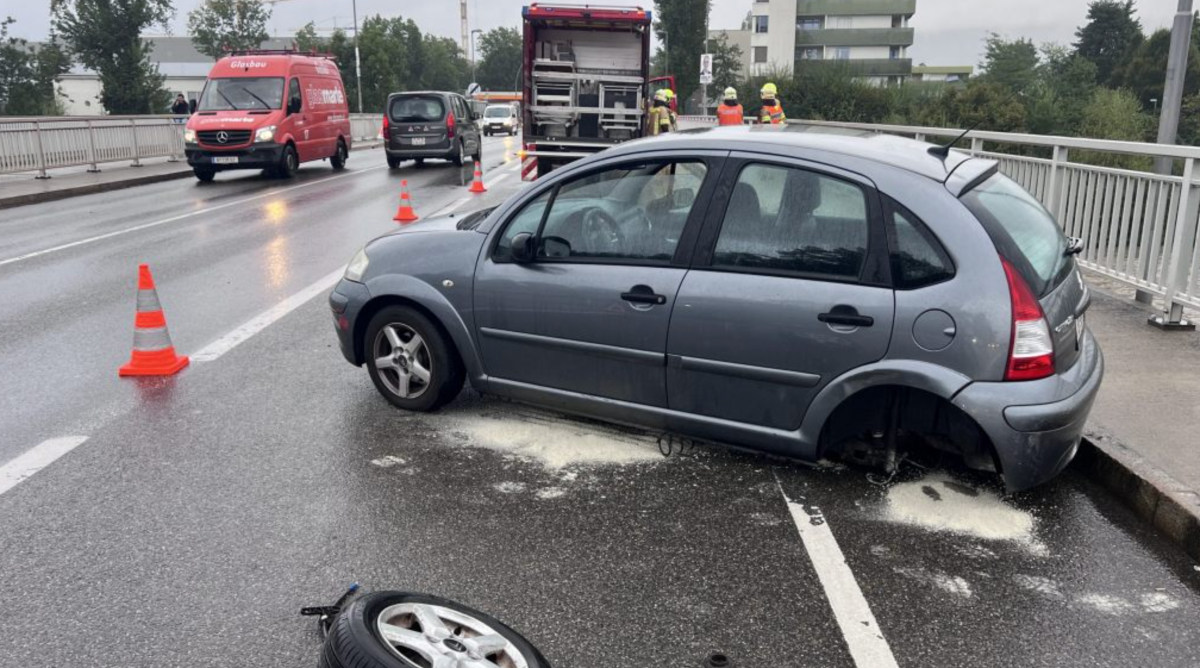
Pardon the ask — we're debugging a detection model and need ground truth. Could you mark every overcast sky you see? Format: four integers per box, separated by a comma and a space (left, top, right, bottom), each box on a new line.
6, 0, 1183, 67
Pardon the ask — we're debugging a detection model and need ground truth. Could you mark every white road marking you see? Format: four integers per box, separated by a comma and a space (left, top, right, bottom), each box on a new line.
0, 166, 385, 268
191, 266, 346, 362
776, 478, 900, 668
0, 436, 89, 496
433, 161, 520, 216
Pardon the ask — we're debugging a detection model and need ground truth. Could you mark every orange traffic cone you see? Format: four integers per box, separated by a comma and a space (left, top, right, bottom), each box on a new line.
393, 180, 419, 223
119, 264, 189, 377
468, 161, 487, 194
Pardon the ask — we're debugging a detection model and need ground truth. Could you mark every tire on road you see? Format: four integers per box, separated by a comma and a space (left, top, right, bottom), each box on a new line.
331, 140, 347, 171
319, 591, 550, 668
193, 168, 215, 182
451, 140, 465, 167
276, 143, 299, 178
364, 305, 464, 412
386, 154, 401, 169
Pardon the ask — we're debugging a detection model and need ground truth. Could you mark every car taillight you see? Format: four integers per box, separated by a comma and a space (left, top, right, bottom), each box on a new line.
382, 114, 389, 133
1002, 256, 1055, 381
446, 112, 456, 139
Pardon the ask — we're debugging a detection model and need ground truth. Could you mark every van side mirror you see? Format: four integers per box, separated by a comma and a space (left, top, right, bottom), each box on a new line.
510, 232, 536, 263
288, 97, 301, 115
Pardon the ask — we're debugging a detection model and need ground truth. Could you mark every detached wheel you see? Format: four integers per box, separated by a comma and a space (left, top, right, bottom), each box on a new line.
193, 167, 215, 182
331, 140, 347, 170
364, 306, 463, 411
277, 143, 298, 178
320, 591, 550, 668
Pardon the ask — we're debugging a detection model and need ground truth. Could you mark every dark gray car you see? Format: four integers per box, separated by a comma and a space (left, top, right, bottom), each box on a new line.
384, 91, 482, 169
330, 126, 1103, 491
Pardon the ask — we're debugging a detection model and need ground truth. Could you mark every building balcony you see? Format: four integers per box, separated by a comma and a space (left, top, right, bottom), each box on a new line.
795, 27, 914, 47
798, 58, 914, 77
794, 0, 916, 16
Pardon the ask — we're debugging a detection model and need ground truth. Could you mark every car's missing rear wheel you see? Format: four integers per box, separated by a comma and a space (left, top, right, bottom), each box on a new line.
319, 591, 549, 668
365, 306, 463, 411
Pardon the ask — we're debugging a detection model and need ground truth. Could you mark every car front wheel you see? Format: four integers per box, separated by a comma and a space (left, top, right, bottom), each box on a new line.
364, 306, 463, 411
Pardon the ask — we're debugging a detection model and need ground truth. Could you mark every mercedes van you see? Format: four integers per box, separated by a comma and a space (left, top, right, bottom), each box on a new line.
184, 51, 352, 181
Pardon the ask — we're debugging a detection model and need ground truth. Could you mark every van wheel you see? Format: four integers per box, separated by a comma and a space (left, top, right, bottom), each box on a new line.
193, 168, 215, 182
330, 140, 347, 170
386, 155, 400, 169
277, 144, 298, 178
413, 158, 424, 168
451, 140, 465, 167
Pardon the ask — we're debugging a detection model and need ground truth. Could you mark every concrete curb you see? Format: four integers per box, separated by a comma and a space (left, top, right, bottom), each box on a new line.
1074, 428, 1200, 561
0, 141, 385, 210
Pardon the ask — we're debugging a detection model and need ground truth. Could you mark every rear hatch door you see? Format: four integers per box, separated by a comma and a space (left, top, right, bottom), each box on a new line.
388, 94, 448, 149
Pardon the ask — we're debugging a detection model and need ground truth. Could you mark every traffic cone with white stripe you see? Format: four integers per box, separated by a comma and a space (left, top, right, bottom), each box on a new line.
119, 264, 189, 377
468, 160, 487, 194
393, 180, 419, 223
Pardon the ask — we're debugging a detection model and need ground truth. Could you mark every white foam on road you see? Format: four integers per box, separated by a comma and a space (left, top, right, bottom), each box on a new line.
894, 567, 974, 598
883, 473, 1045, 554
0, 436, 89, 496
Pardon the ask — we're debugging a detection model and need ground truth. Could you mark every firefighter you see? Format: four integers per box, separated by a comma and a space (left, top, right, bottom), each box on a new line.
716, 87, 743, 126
759, 82, 787, 125
664, 89, 679, 131
647, 89, 673, 136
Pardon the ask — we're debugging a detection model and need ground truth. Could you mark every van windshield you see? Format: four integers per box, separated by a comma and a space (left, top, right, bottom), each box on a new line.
198, 77, 285, 111
390, 95, 446, 122
485, 106, 512, 118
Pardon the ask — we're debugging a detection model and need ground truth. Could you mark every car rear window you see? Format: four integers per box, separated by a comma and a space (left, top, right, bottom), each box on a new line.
390, 95, 445, 122
961, 173, 1070, 296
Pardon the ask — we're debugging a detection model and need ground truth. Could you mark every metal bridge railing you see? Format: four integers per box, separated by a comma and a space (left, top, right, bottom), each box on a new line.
0, 113, 383, 179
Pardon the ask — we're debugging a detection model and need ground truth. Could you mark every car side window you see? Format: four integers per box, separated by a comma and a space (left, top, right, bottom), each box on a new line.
887, 200, 955, 289
536, 160, 707, 262
712, 163, 869, 280
493, 190, 551, 262
288, 78, 301, 111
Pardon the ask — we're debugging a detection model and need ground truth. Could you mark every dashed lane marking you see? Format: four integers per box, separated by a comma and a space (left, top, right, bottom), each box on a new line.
433, 160, 521, 217
190, 266, 346, 363
0, 437, 89, 497
0, 165, 386, 268
776, 476, 900, 668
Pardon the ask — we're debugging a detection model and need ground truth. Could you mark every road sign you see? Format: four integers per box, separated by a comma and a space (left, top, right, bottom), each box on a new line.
466, 82, 481, 97
699, 54, 713, 85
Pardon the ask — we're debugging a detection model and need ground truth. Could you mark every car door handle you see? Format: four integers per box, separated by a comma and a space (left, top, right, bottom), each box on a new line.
621, 285, 667, 305
818, 305, 874, 327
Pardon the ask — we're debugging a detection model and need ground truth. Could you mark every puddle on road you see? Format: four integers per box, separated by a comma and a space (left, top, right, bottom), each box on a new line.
883, 473, 1047, 555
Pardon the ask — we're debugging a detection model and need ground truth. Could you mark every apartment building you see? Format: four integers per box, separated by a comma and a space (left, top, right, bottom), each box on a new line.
741, 0, 916, 85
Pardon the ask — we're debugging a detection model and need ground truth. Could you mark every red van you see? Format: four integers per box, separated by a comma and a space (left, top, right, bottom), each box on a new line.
184, 50, 352, 181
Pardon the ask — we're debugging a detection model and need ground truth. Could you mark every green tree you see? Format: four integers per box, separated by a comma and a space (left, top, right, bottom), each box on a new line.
1115, 28, 1200, 109
476, 27, 521, 91
293, 22, 324, 53
0, 17, 70, 115
709, 32, 743, 91
419, 35, 469, 92
187, 0, 270, 60
1074, 0, 1143, 86
1077, 87, 1153, 167
1025, 45, 1097, 135
979, 34, 1038, 94
51, 0, 174, 114
653, 0, 709, 109
1176, 92, 1200, 145
937, 80, 1027, 132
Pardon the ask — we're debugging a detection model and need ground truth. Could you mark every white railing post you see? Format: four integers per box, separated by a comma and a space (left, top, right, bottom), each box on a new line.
85, 120, 100, 172
1153, 157, 1200, 329
33, 121, 50, 179
129, 118, 142, 167
969, 137, 983, 156
1047, 145, 1068, 222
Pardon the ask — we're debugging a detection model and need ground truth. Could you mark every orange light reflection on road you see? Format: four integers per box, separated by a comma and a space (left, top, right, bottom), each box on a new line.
263, 199, 288, 225
264, 235, 289, 289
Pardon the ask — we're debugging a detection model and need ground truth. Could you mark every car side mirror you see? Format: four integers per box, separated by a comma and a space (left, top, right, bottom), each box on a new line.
510, 232, 536, 263
288, 97, 301, 115
540, 236, 571, 258
672, 188, 696, 209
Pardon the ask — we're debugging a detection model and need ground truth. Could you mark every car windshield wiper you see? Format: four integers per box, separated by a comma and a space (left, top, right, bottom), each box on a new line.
239, 87, 272, 110
216, 88, 239, 110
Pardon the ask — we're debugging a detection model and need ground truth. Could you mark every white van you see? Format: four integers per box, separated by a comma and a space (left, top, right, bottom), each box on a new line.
482, 104, 520, 136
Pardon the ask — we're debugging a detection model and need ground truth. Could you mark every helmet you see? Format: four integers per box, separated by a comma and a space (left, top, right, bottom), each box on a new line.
653, 89, 669, 103
664, 89, 676, 100
760, 82, 778, 98
723, 87, 738, 100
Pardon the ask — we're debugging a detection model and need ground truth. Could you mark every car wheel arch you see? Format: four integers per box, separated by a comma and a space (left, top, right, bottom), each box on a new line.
352, 290, 482, 384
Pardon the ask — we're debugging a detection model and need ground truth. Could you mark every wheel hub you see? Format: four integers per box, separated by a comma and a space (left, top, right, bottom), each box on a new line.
442, 638, 467, 653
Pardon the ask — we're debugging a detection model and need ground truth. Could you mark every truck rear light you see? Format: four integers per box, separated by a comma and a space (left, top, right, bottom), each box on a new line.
446, 112, 456, 139
1002, 256, 1055, 381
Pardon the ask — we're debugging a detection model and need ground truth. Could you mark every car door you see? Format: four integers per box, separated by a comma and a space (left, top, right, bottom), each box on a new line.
287, 76, 315, 161
666, 155, 895, 440
474, 154, 720, 407
456, 96, 480, 156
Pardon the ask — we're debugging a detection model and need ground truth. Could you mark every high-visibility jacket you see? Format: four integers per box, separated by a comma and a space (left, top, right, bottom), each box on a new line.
717, 103, 744, 126
648, 105, 673, 135
760, 101, 786, 125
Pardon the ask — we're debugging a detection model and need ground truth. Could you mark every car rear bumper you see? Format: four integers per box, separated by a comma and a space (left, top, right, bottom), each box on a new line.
953, 328, 1104, 492
330, 278, 371, 365
185, 144, 283, 170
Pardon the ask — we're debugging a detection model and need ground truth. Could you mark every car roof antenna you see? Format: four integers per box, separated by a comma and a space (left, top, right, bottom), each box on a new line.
927, 119, 984, 161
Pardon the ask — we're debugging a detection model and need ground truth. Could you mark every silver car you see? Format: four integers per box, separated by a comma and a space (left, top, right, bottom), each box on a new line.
330, 126, 1103, 491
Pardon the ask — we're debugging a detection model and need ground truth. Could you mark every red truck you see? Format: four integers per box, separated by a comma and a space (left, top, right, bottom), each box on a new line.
519, 3, 653, 180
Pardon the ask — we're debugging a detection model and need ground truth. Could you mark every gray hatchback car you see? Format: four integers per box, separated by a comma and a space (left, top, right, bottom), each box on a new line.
330, 126, 1103, 491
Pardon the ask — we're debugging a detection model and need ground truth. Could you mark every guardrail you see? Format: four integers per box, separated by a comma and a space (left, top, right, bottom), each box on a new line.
0, 113, 383, 179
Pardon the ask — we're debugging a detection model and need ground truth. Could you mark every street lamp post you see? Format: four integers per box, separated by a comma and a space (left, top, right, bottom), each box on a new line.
352, 0, 363, 113
471, 29, 483, 86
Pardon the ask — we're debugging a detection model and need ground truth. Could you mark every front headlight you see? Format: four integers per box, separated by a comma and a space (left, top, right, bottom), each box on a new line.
345, 247, 370, 282
184, 128, 196, 143
254, 125, 276, 143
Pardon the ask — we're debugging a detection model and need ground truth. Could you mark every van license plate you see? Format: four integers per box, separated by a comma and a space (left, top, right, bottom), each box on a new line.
410, 137, 426, 146
212, 156, 238, 165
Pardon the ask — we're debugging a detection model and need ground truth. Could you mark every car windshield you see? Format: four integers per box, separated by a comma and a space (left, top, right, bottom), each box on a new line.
197, 77, 284, 111
390, 96, 446, 122
485, 107, 511, 118
961, 173, 1071, 296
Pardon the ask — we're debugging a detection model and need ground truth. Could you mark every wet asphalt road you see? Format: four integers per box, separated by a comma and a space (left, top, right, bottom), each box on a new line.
1, 137, 1199, 667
